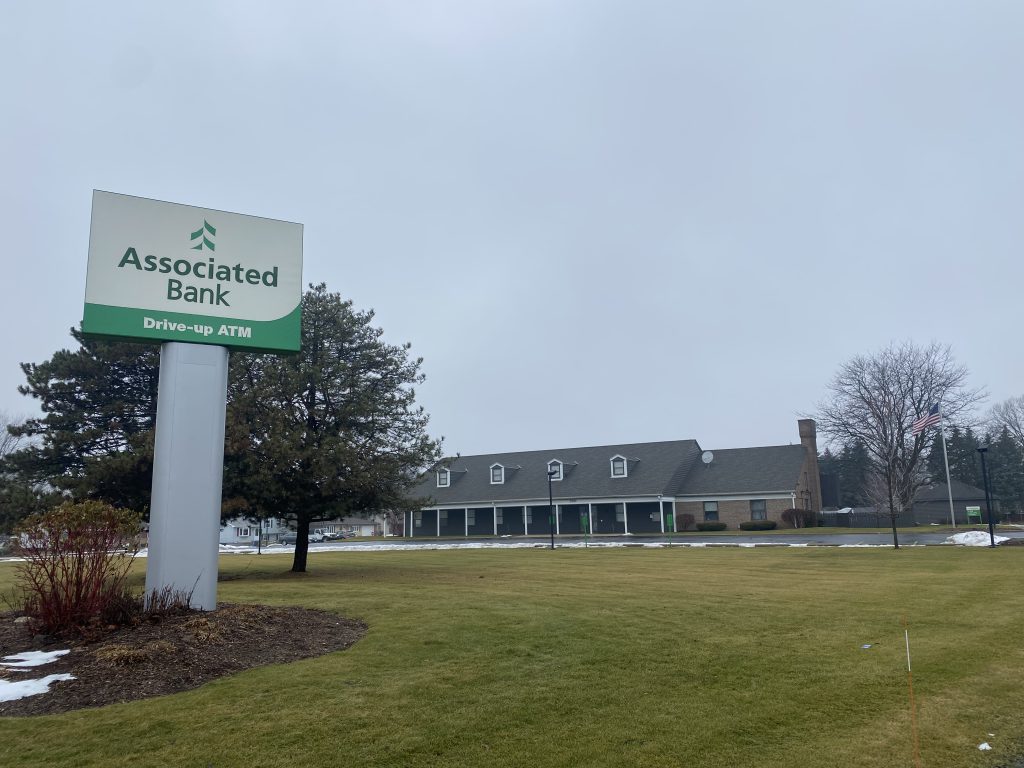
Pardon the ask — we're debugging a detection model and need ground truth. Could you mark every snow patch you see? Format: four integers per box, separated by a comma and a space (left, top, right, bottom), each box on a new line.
2, 538, 970, 563
0, 673, 75, 702
945, 531, 1008, 547
1, 650, 70, 669
978, 742, 992, 751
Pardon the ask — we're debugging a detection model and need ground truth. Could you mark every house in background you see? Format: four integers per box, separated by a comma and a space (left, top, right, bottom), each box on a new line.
913, 480, 999, 525
220, 514, 392, 543
219, 516, 286, 545
404, 420, 822, 536
819, 481, 1001, 528
330, 515, 390, 537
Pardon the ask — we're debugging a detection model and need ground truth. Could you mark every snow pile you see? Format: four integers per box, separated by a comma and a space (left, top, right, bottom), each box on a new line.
945, 531, 1009, 546
0, 673, 75, 703
1, 650, 70, 668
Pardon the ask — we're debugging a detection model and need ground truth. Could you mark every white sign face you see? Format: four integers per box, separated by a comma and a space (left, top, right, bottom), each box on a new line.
84, 191, 303, 351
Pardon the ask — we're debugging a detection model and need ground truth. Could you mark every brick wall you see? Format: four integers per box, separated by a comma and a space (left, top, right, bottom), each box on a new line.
675, 498, 793, 530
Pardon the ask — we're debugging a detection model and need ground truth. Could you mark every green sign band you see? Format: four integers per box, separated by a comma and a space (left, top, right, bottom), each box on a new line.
82, 302, 302, 352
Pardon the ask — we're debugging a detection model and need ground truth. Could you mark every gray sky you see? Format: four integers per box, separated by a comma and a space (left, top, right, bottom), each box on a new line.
2, 1, 1022, 456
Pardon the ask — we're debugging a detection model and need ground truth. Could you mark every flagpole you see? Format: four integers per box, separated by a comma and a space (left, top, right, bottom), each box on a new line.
939, 406, 956, 528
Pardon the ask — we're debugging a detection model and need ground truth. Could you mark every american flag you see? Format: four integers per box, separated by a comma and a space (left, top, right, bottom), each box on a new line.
911, 403, 941, 435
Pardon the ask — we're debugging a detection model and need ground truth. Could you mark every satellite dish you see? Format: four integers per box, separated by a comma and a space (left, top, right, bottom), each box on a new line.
701, 450, 714, 465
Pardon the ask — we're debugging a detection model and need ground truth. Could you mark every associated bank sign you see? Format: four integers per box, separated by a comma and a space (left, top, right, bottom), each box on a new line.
84, 191, 303, 352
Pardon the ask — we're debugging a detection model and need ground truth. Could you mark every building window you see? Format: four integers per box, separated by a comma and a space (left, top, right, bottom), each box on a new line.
547, 460, 563, 481
750, 500, 767, 520
496, 510, 504, 525
414, 511, 422, 528
610, 455, 627, 478
467, 510, 476, 525
490, 464, 504, 484
526, 509, 533, 524
615, 505, 625, 523
703, 501, 719, 522
437, 469, 450, 488
439, 510, 448, 522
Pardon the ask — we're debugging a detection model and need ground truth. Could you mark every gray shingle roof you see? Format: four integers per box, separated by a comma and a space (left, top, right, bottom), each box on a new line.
410, 440, 702, 506
915, 480, 993, 502
409, 440, 812, 506
673, 444, 808, 496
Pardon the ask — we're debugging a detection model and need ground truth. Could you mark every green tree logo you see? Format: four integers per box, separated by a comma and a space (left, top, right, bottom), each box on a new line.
190, 220, 217, 251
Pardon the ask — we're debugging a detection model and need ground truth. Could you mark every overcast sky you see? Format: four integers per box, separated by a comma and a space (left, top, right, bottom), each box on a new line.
2, 1, 1022, 456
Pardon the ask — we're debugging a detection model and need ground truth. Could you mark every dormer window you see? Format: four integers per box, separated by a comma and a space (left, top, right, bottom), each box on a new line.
547, 460, 563, 481
610, 455, 627, 478
490, 463, 505, 484
436, 468, 450, 488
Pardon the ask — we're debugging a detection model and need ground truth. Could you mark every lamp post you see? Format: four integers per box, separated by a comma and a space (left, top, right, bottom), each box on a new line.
660, 494, 671, 548
977, 447, 996, 548
547, 470, 557, 550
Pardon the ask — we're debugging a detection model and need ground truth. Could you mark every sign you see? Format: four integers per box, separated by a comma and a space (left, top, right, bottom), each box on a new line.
84, 191, 303, 351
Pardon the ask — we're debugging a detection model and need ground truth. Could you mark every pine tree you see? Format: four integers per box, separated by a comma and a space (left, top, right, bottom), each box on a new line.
7, 286, 442, 558
225, 284, 442, 572
945, 427, 983, 488
924, 433, 947, 482
835, 441, 871, 507
6, 329, 159, 512
985, 427, 1024, 518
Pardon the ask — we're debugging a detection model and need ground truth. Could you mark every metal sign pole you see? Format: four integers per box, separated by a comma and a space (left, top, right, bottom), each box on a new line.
145, 342, 229, 610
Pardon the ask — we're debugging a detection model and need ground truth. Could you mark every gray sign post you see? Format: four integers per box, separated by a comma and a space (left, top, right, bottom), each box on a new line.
145, 342, 230, 610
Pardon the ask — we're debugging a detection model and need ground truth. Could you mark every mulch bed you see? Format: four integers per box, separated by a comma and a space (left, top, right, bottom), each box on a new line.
0, 604, 366, 717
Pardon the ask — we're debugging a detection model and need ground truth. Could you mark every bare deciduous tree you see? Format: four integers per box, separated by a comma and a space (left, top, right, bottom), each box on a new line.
1, 411, 27, 462
816, 342, 985, 544
988, 396, 1024, 448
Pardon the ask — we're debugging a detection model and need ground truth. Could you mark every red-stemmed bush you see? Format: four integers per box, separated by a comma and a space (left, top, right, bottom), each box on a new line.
14, 501, 142, 635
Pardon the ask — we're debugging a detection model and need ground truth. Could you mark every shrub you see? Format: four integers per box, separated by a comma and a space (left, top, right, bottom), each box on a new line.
143, 584, 195, 616
14, 501, 142, 635
696, 522, 727, 531
98, 582, 144, 627
676, 513, 696, 532
780, 508, 816, 528
739, 520, 778, 531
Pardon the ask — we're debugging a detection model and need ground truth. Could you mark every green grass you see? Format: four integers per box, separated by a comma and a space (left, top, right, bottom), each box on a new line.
1, 547, 1023, 767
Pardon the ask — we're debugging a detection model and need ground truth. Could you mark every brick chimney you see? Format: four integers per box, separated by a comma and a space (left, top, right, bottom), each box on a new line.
798, 419, 822, 512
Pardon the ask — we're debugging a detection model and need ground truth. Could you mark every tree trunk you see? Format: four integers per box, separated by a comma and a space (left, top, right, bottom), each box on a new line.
887, 466, 899, 550
291, 517, 311, 572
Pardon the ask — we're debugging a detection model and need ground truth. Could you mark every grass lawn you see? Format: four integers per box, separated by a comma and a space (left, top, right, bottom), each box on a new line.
1, 547, 1022, 767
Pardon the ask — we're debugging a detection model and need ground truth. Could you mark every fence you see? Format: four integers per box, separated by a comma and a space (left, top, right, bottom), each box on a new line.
820, 509, 915, 528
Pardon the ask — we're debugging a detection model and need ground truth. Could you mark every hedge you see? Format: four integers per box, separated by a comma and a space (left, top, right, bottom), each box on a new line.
696, 522, 727, 532
739, 520, 778, 531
